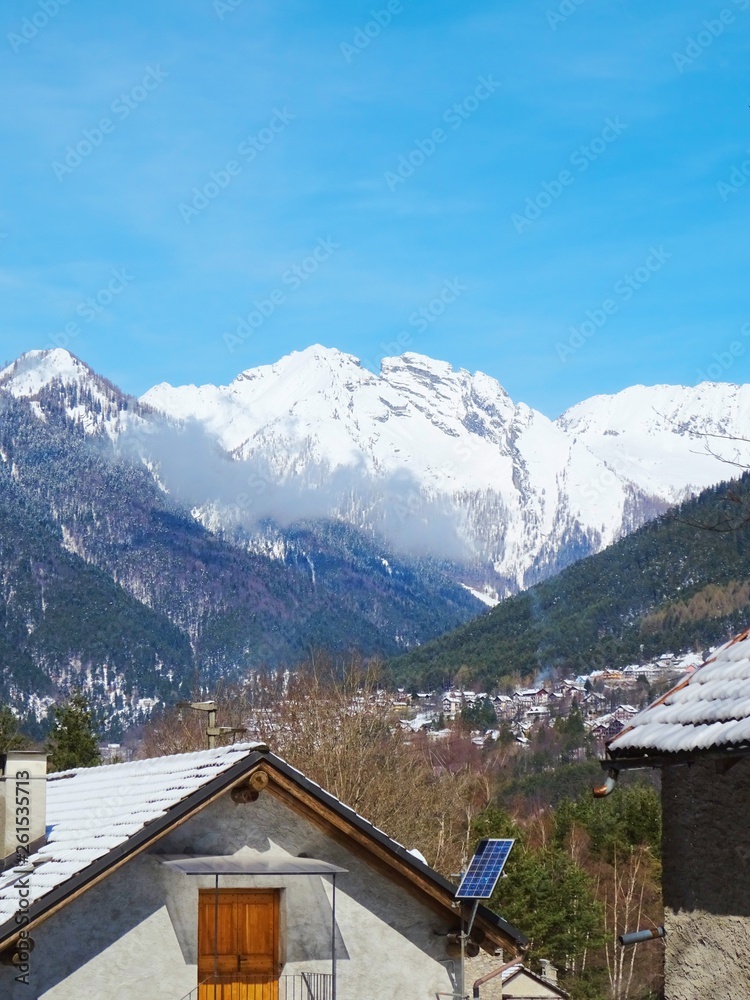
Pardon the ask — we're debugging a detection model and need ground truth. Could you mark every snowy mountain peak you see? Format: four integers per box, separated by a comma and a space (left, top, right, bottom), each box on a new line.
381, 352, 463, 380
555, 381, 750, 497
230, 344, 367, 391
0, 349, 140, 438
0, 348, 94, 398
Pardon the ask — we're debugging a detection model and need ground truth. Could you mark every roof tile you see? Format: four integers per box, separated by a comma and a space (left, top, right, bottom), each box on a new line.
0, 742, 265, 925
608, 631, 750, 757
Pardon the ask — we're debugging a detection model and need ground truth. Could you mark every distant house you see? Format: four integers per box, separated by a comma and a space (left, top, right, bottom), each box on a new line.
514, 688, 549, 707
589, 713, 624, 747
0, 744, 526, 999
581, 691, 606, 718
560, 681, 586, 696
443, 690, 469, 719
601, 627, 750, 999
524, 705, 550, 722
622, 663, 661, 682
492, 695, 516, 721
502, 961, 569, 998
467, 956, 568, 999
611, 704, 638, 725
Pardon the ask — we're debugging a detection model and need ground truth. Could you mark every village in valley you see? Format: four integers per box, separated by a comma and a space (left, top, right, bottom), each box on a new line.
397, 650, 703, 753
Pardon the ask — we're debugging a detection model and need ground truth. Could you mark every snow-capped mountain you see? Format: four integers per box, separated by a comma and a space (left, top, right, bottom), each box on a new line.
559, 381, 750, 498
141, 345, 750, 594
0, 356, 484, 727
5, 345, 750, 599
0, 348, 147, 438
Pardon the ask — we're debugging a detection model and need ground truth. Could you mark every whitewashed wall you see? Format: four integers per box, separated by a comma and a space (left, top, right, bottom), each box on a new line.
0, 787, 459, 1000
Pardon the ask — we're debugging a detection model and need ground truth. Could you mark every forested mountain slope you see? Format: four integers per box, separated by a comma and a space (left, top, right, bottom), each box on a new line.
0, 466, 193, 735
388, 475, 750, 689
0, 384, 480, 730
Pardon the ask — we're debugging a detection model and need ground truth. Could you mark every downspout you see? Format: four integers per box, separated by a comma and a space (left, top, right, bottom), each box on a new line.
331, 873, 337, 1000
213, 874, 219, 990
593, 768, 618, 797
619, 926, 666, 946
472, 953, 524, 999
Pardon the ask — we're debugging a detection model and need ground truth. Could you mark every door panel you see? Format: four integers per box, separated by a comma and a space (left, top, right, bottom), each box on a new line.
198, 889, 279, 1000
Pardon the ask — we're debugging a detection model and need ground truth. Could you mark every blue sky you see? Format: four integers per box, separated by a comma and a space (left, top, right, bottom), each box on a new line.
1, 0, 748, 417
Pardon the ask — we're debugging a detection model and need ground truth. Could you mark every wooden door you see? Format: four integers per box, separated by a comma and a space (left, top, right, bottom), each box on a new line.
198, 889, 280, 1000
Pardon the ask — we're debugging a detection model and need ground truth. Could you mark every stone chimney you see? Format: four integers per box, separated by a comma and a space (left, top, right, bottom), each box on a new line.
539, 958, 558, 985
0, 752, 47, 871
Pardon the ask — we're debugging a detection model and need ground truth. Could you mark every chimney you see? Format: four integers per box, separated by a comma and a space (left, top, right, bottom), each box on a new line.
539, 959, 558, 985
0, 752, 47, 871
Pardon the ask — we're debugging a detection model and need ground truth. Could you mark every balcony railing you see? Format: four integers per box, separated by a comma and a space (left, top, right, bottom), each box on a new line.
178, 973, 334, 1000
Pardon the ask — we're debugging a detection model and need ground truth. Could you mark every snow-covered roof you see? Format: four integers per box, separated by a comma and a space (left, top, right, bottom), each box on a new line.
0, 743, 266, 926
0, 742, 528, 951
608, 629, 750, 757
589, 713, 619, 729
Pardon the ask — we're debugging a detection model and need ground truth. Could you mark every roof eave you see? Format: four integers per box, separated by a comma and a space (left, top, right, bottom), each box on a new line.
260, 753, 528, 950
602, 743, 750, 770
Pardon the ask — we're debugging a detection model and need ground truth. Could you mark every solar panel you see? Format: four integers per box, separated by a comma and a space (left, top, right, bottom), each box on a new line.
455, 838, 515, 900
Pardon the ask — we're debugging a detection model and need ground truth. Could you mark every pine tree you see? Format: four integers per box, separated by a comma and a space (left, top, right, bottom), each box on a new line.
0, 706, 29, 753
46, 692, 102, 772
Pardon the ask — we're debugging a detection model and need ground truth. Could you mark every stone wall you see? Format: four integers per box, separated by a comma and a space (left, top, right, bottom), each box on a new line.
662, 756, 750, 1000
466, 950, 507, 1000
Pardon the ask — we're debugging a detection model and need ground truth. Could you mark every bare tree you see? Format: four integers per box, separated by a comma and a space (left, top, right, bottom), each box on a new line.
138, 656, 491, 876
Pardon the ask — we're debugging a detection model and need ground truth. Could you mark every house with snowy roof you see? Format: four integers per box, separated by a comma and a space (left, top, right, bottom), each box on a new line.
491, 695, 515, 722
513, 688, 549, 707
588, 713, 624, 750
0, 743, 526, 1000
599, 627, 750, 1000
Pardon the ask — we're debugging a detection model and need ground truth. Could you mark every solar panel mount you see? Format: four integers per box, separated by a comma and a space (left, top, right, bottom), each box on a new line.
455, 838, 515, 900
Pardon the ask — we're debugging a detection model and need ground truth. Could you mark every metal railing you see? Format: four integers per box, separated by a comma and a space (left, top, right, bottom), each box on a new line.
285, 973, 333, 999
177, 973, 333, 1000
